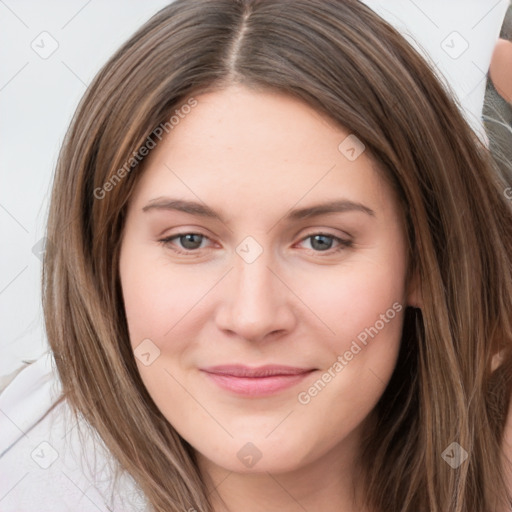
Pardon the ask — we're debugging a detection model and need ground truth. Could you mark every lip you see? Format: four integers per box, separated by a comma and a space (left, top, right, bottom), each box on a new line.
200, 365, 316, 396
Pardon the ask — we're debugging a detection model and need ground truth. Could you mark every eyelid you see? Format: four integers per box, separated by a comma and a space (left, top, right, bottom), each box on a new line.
297, 227, 352, 240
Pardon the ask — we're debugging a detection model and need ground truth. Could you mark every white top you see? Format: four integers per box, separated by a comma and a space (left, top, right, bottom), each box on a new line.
0, 352, 149, 511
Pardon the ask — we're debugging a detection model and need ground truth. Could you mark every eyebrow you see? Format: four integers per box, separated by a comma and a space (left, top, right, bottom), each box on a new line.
142, 197, 375, 222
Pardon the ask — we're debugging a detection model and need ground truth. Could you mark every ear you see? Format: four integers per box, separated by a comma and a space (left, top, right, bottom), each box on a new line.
406, 268, 423, 309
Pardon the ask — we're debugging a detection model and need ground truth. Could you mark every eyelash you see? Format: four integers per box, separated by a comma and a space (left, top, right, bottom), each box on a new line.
158, 231, 353, 256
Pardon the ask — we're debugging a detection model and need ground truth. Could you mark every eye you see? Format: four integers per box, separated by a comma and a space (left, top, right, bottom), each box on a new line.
158, 231, 352, 256
159, 232, 212, 254
297, 233, 352, 254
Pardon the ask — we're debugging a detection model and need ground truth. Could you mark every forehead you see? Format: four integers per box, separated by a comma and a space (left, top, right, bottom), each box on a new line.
130, 85, 397, 221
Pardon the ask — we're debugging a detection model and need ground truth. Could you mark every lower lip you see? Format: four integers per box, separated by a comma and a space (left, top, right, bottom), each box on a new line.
201, 371, 315, 396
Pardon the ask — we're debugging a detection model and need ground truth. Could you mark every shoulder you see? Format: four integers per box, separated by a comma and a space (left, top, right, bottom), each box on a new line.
0, 352, 62, 456
0, 352, 148, 511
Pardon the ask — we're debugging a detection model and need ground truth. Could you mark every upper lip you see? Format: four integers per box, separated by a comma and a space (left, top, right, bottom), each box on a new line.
200, 365, 315, 378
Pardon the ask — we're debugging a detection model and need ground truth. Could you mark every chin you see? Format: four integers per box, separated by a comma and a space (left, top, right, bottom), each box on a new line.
196, 434, 317, 475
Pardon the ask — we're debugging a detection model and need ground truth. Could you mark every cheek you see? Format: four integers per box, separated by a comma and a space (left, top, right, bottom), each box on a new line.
292, 247, 407, 417
120, 240, 207, 347
291, 264, 406, 450
296, 254, 406, 352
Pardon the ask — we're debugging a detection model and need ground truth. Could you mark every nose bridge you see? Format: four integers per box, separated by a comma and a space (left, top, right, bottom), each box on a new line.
232, 245, 279, 318
215, 239, 295, 341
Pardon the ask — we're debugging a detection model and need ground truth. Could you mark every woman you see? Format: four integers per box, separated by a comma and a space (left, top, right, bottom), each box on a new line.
1, 1, 511, 511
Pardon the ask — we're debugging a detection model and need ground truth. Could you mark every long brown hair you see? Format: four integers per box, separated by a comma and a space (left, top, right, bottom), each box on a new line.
42, 1, 512, 510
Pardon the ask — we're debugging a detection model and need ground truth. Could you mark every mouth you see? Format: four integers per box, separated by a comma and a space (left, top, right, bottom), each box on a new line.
200, 365, 316, 396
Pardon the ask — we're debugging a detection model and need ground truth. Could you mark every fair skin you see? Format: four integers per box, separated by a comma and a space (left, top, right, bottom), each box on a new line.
119, 84, 420, 512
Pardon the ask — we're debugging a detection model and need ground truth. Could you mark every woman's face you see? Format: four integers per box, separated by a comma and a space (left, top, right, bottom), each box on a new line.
119, 85, 415, 476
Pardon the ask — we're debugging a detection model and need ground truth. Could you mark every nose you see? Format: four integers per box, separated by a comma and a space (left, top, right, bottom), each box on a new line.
214, 247, 297, 343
